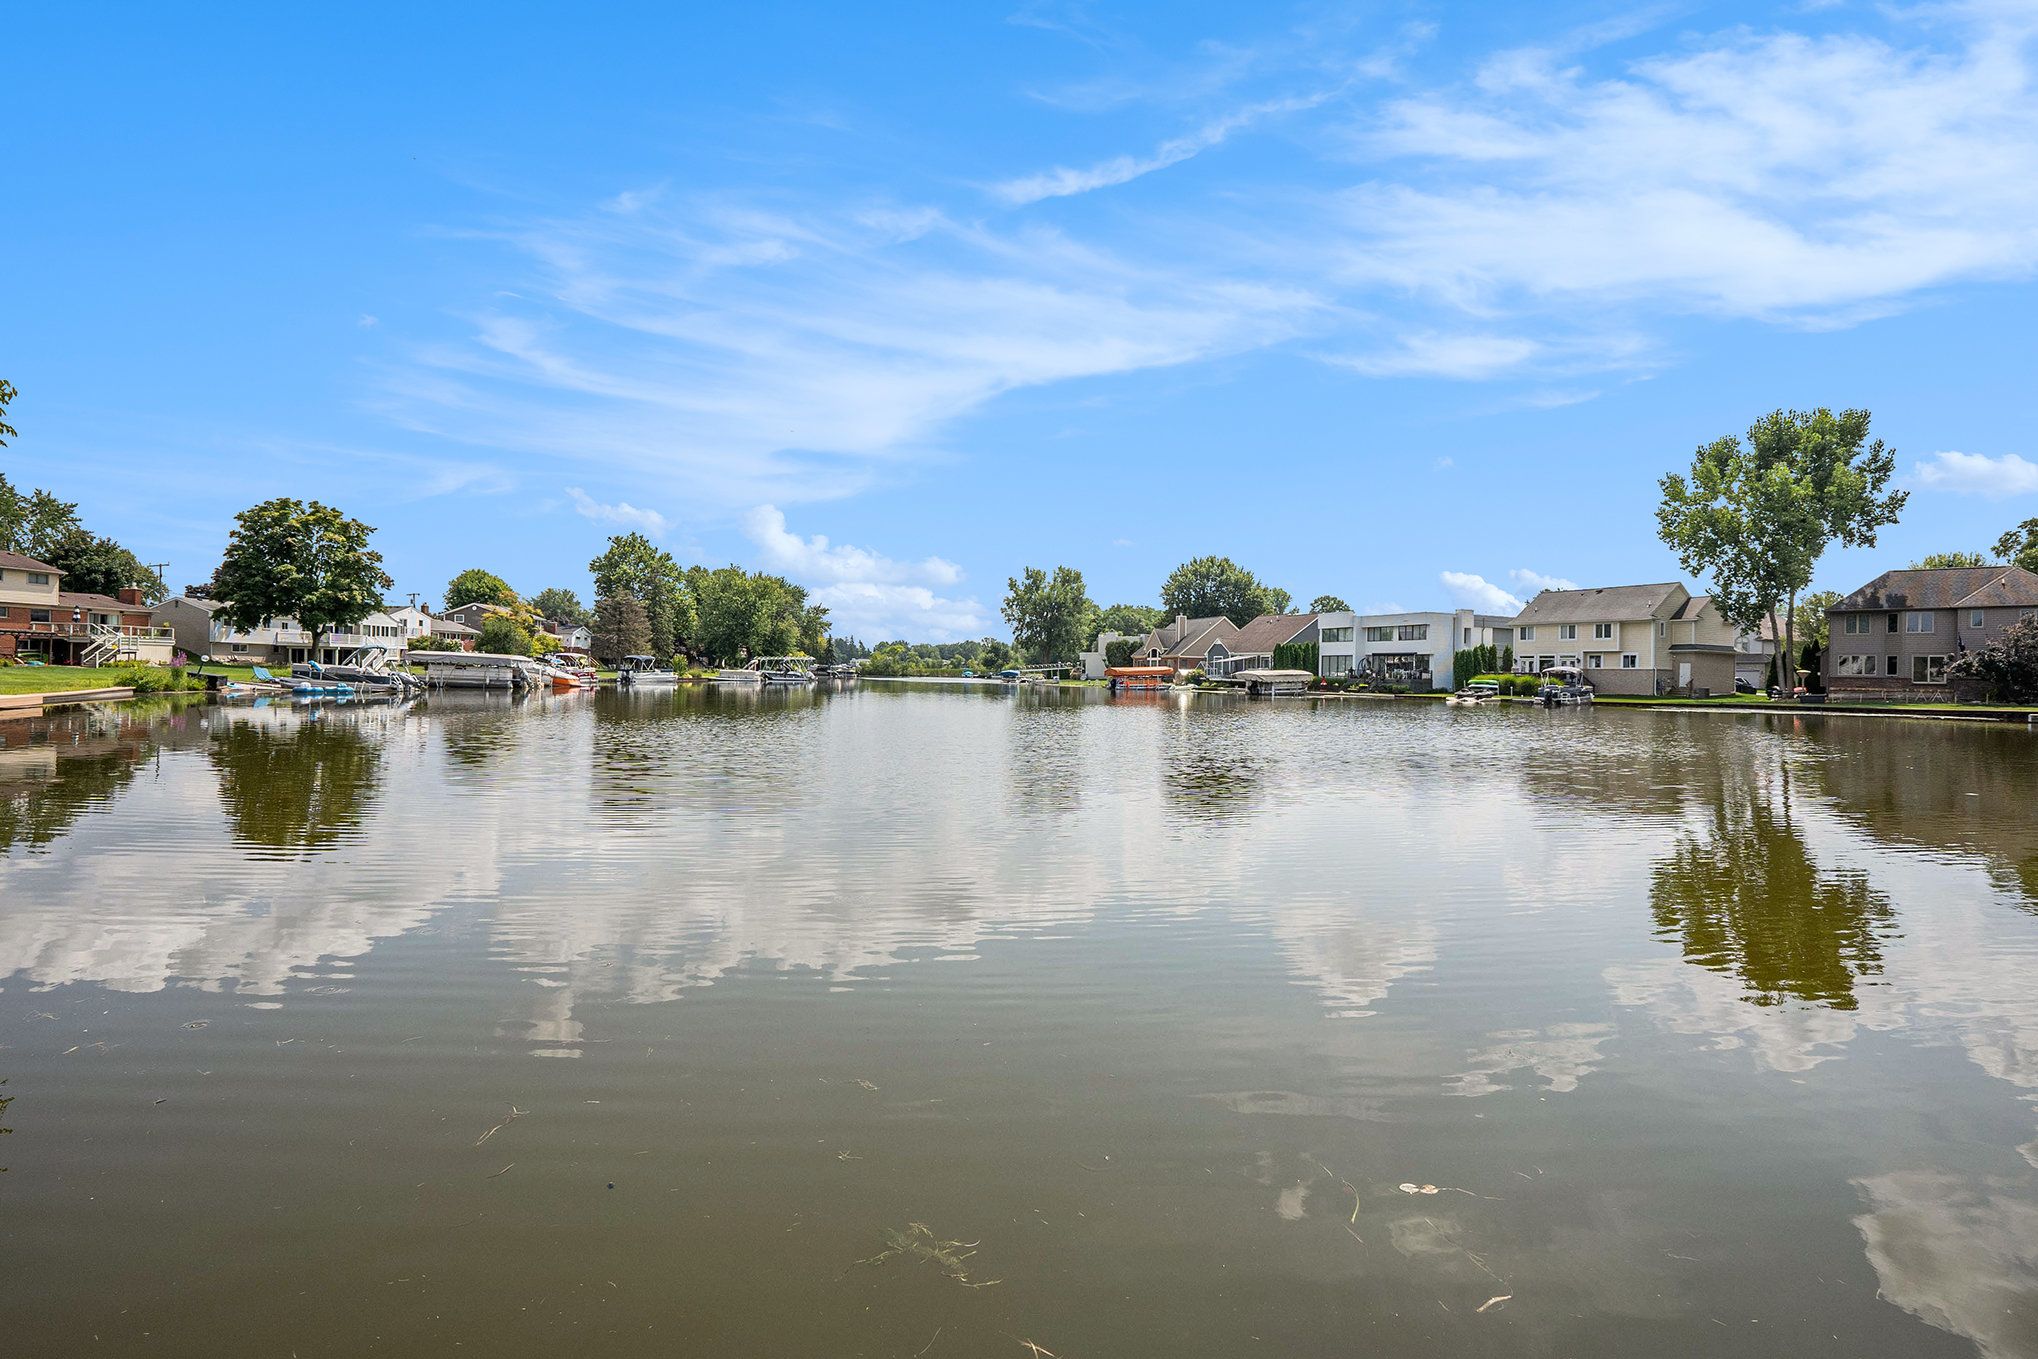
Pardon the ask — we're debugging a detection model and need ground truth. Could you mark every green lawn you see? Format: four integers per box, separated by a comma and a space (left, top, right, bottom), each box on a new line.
0, 665, 187, 695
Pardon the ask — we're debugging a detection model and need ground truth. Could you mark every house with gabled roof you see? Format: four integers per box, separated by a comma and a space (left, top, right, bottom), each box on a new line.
1824, 564, 2038, 698
1512, 581, 1738, 696
1202, 613, 1319, 676
1131, 614, 1241, 673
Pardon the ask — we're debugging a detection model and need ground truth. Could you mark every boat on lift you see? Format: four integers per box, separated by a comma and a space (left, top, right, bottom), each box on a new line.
716, 656, 817, 685
617, 654, 678, 686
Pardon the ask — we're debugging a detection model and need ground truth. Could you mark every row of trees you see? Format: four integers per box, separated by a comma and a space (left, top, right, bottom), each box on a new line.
580, 532, 829, 666
999, 555, 1341, 666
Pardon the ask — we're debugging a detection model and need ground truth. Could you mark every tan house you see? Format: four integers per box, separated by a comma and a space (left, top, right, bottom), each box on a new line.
1512, 582, 1738, 696
1824, 565, 2038, 699
0, 551, 175, 664
1201, 613, 1319, 676
1131, 615, 1242, 673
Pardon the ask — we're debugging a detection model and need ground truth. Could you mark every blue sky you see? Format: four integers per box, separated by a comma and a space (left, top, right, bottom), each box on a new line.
8, 1, 2038, 639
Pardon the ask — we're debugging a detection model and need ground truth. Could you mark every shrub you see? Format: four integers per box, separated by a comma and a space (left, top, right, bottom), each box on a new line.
1105, 638, 1138, 668
113, 663, 201, 693
1948, 615, 2038, 702
1183, 668, 1209, 685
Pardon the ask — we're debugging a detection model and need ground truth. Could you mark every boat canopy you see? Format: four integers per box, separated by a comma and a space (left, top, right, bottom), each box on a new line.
1106, 665, 1176, 678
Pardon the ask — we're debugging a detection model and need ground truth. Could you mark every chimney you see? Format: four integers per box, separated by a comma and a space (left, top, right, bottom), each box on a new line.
117, 587, 144, 606
1175, 613, 1187, 637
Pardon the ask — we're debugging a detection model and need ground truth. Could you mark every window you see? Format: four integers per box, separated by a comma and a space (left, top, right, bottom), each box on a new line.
1912, 655, 1948, 684
1587, 654, 1604, 668
1970, 609, 1985, 627
29, 608, 51, 623
1657, 621, 1667, 637
1887, 655, 1899, 676
1905, 612, 1934, 634
1842, 614, 1868, 635
27, 572, 50, 585
1519, 626, 1535, 641
1621, 654, 1638, 669
1835, 654, 1873, 676
1462, 628, 1472, 643
1397, 624, 1429, 641
1364, 625, 1396, 642
1593, 622, 1614, 640
1886, 612, 1899, 632
1322, 654, 1350, 677
1558, 623, 1577, 640
1319, 626, 1353, 643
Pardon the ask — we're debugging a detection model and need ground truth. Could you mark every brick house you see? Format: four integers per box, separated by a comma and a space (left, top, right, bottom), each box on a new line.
1825, 565, 2038, 699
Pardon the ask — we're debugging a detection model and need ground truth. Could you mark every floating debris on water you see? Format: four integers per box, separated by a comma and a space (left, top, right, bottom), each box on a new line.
1476, 1294, 1512, 1313
857, 1222, 1001, 1288
473, 1105, 527, 1147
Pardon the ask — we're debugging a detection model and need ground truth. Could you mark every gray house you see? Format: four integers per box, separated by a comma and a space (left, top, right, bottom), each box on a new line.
1825, 565, 2038, 698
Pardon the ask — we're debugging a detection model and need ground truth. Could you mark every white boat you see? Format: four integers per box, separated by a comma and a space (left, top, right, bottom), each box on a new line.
416, 650, 548, 690
1231, 667, 1313, 697
617, 654, 678, 686
716, 656, 816, 685
1447, 680, 1501, 706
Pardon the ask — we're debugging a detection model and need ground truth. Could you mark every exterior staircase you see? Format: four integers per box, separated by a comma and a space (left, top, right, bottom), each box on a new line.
79, 623, 135, 668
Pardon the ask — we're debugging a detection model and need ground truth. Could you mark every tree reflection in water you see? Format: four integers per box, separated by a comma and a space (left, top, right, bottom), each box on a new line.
208, 713, 385, 855
0, 711, 156, 854
1650, 766, 1895, 1011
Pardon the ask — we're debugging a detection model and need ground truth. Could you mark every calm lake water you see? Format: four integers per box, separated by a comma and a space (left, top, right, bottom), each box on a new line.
4, 684, 2037, 1357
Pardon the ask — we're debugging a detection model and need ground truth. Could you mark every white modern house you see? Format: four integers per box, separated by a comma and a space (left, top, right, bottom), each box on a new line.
1315, 609, 1517, 691
153, 594, 409, 667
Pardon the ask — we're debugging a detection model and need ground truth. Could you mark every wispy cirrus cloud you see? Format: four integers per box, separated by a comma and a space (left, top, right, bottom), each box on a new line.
1914, 450, 2038, 498
992, 89, 1339, 205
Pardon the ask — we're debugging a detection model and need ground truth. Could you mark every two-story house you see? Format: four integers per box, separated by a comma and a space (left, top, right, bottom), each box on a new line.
1512, 582, 1737, 696
1824, 565, 2038, 699
1315, 609, 1516, 690
153, 594, 410, 667
1, 552, 175, 664
1200, 613, 1320, 676
1131, 615, 1242, 673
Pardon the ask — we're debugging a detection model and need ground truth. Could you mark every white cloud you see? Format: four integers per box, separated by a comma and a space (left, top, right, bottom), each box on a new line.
1914, 450, 2038, 498
566, 486, 670, 536
357, 314, 379, 329
1510, 567, 1577, 593
992, 89, 1338, 205
742, 505, 962, 586
1432, 455, 1454, 470
740, 505, 986, 641
1440, 570, 1524, 614
1342, 13, 2038, 323
1328, 333, 1540, 379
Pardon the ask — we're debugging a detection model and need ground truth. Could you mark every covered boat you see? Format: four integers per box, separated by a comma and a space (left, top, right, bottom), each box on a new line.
1105, 665, 1175, 693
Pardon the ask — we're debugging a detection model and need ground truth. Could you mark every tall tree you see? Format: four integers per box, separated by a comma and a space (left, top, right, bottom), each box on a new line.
477, 612, 538, 657
590, 533, 691, 655
590, 594, 651, 663
1793, 589, 1841, 652
1159, 556, 1283, 626
1993, 518, 2038, 574
0, 378, 16, 448
1259, 585, 1294, 615
1093, 603, 1161, 644
42, 527, 163, 600
1911, 551, 1990, 569
1657, 408, 1906, 701
1002, 565, 1093, 664
1310, 594, 1351, 613
210, 499, 393, 655
528, 587, 588, 626
445, 568, 517, 610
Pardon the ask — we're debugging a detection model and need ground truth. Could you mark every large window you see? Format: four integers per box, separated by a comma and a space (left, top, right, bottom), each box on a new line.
1905, 612, 1934, 633
1558, 623, 1577, 640
1911, 655, 1948, 684
1397, 624, 1429, 641
1322, 654, 1350, 677
29, 608, 51, 623
1841, 614, 1870, 635
1319, 626, 1353, 643
1363, 626, 1395, 642
1593, 622, 1613, 640
1835, 654, 1874, 676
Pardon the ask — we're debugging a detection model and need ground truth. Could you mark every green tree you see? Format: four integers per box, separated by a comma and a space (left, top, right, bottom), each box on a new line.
590, 533, 692, 656
42, 527, 162, 600
1002, 565, 1093, 664
1911, 551, 1990, 569
528, 587, 589, 626
1793, 589, 1842, 651
477, 612, 538, 657
209, 717, 384, 855
210, 499, 393, 655
0, 378, 16, 447
1948, 615, 2038, 701
1993, 518, 2038, 574
445, 568, 517, 610
1657, 408, 1906, 703
1159, 556, 1283, 626
1093, 603, 1162, 644
1310, 595, 1350, 613
590, 594, 651, 663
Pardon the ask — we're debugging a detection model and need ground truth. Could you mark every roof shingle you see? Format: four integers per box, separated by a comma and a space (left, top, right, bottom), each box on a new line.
1832, 566, 2038, 612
